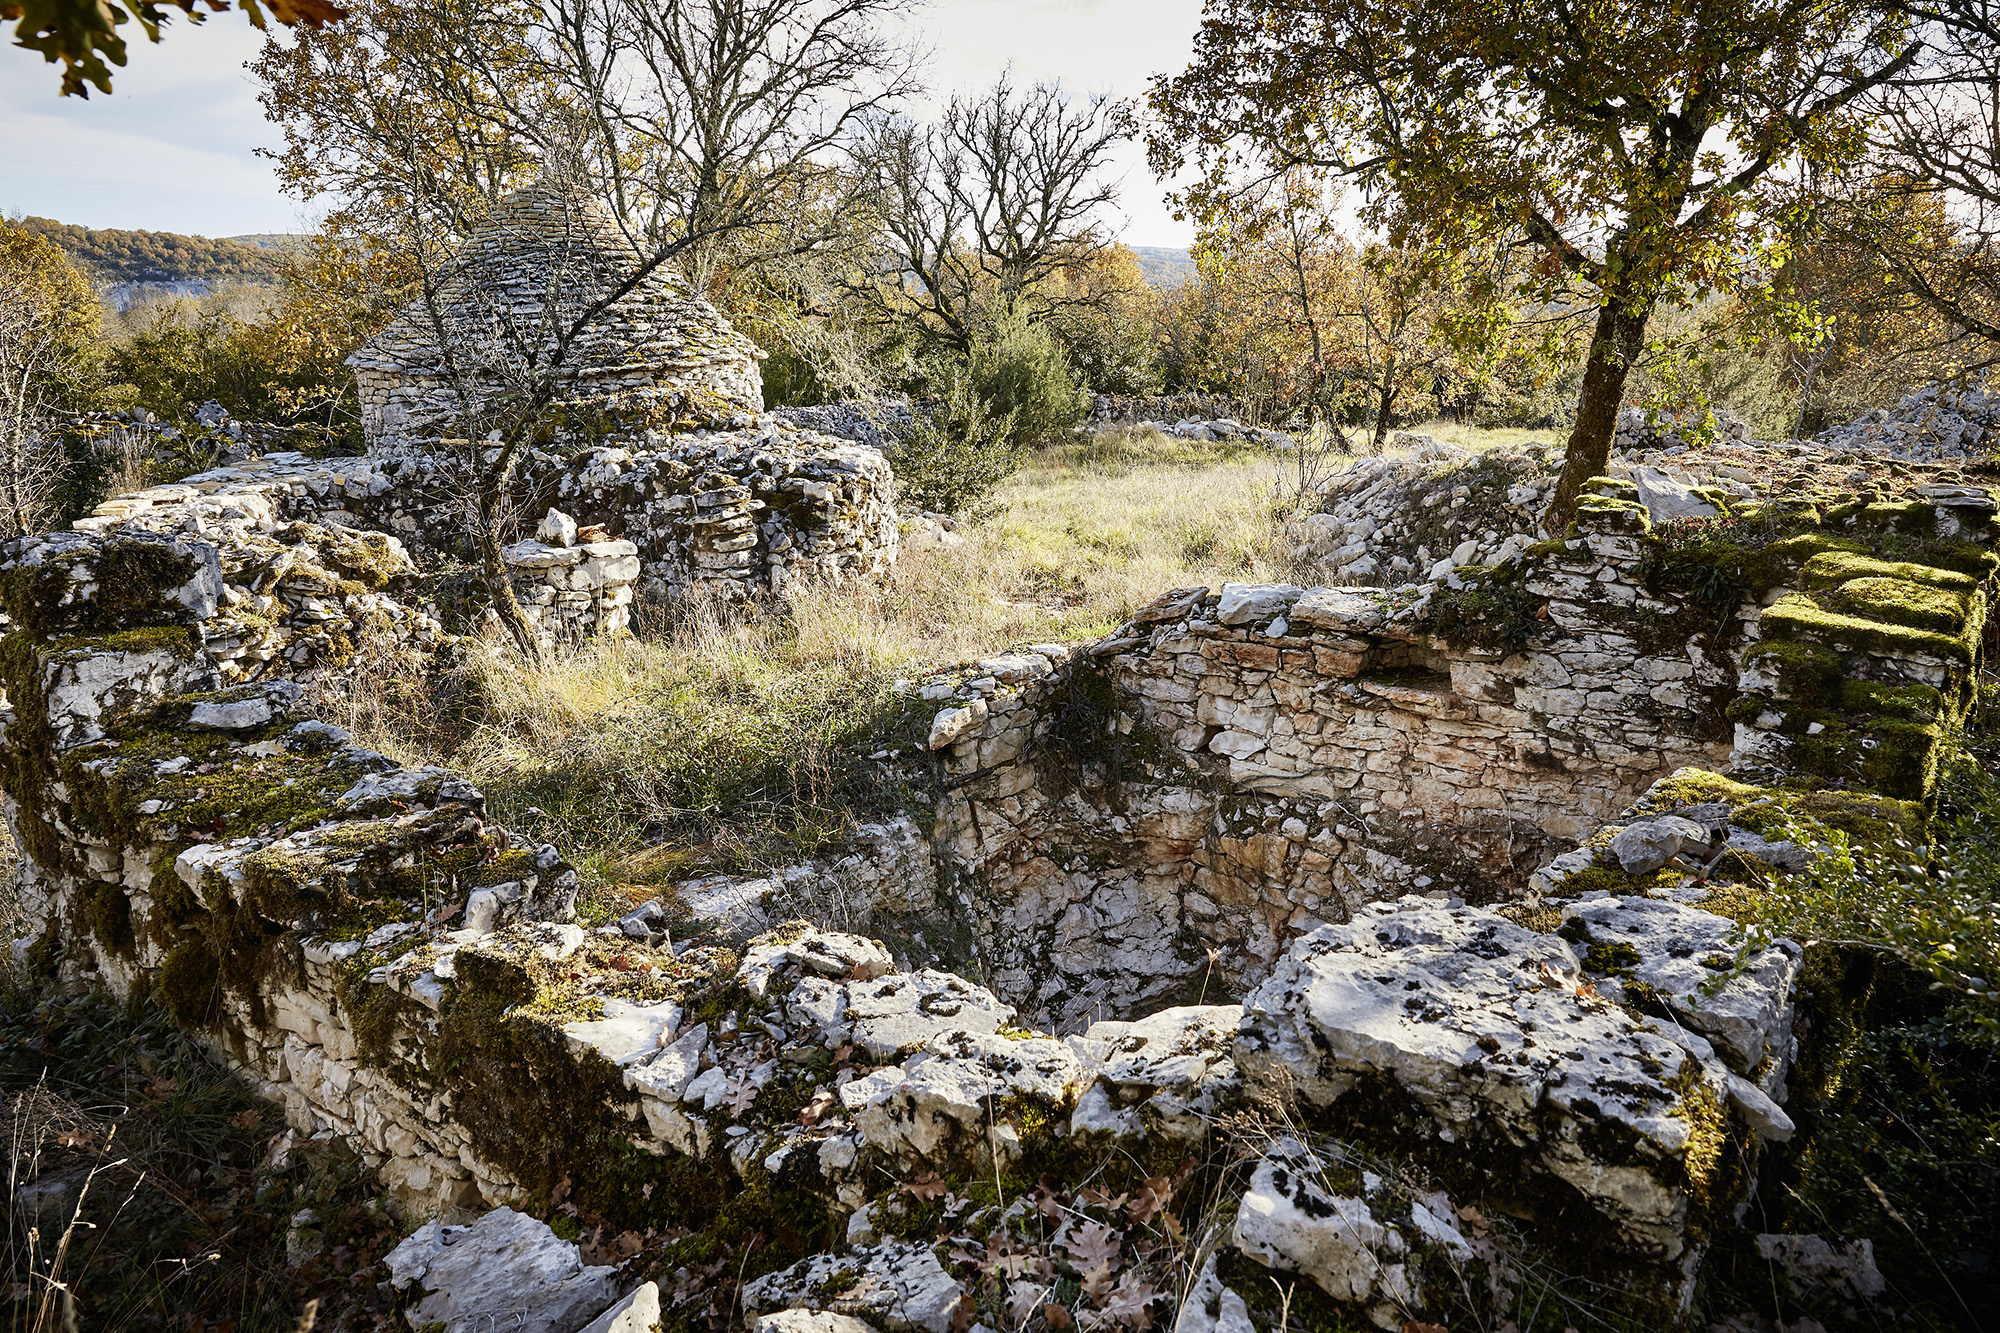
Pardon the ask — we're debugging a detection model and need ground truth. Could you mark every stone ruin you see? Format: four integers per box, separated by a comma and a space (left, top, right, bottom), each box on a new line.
5, 213, 1998, 1328
346, 181, 767, 452
67, 184, 897, 643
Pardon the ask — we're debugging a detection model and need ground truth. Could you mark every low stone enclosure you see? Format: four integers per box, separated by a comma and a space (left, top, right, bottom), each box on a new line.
4, 413, 1995, 1330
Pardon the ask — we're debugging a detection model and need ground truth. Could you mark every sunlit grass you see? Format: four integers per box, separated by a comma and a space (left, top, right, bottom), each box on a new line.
328, 427, 1300, 889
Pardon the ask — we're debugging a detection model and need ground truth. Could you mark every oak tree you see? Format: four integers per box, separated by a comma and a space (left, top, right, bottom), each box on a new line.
1151, 0, 1923, 528
5, 0, 344, 98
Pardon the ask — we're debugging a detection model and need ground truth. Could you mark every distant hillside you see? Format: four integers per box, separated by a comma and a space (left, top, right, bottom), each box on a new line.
1131, 245, 1196, 288
17, 216, 283, 284
226, 233, 310, 253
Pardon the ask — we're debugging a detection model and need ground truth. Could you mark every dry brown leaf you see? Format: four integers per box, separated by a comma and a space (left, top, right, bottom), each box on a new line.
1061, 1219, 1122, 1269
1078, 1258, 1116, 1304
1127, 1178, 1173, 1226
902, 1172, 950, 1201
1005, 1280, 1045, 1328
798, 1087, 839, 1126
1099, 1271, 1157, 1330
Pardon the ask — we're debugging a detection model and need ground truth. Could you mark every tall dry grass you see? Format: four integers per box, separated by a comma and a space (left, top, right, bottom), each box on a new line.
323, 428, 1301, 891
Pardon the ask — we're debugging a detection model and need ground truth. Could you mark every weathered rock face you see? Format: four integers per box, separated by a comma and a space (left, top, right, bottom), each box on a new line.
346, 180, 765, 451
1236, 898, 1785, 1271
902, 481, 1998, 1031
918, 525, 1737, 1028
384, 1206, 626, 1333
70, 413, 898, 615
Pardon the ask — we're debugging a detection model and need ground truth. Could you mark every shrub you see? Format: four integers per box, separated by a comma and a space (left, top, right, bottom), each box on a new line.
886, 368, 1025, 518
967, 307, 1089, 446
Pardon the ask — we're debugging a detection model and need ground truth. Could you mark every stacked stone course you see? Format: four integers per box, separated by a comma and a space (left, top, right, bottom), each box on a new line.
4, 472, 1991, 1327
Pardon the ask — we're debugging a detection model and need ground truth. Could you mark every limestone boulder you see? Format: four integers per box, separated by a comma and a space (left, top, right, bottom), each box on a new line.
580, 1282, 662, 1333
740, 1242, 964, 1333
841, 1029, 1081, 1169
754, 1313, 879, 1333
1235, 899, 1778, 1260
1227, 1136, 1476, 1322
1629, 465, 1721, 524
1215, 582, 1303, 626
1609, 815, 1707, 873
740, 927, 896, 1000
384, 1206, 623, 1333
793, 970, 1016, 1060
1172, 1254, 1259, 1333
1067, 1005, 1242, 1141
1562, 894, 1802, 1082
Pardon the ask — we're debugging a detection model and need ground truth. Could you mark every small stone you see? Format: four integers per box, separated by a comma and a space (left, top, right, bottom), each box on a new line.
537, 509, 580, 547
1609, 820, 1685, 874
1215, 582, 1303, 626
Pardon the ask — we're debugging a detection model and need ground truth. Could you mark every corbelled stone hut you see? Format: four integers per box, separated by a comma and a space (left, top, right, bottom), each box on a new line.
347, 181, 766, 452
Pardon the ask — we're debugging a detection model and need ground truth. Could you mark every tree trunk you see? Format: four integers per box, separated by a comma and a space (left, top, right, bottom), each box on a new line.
475, 450, 543, 660
1370, 365, 1398, 453
1544, 300, 1651, 533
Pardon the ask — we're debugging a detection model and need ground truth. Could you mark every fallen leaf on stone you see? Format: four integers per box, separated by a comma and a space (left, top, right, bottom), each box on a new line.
903, 1172, 950, 1201
798, 1086, 838, 1125
720, 1078, 761, 1116
1455, 1203, 1491, 1236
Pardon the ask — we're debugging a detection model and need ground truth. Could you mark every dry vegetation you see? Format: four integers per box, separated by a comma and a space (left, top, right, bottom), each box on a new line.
312, 428, 1300, 896
317, 423, 1568, 899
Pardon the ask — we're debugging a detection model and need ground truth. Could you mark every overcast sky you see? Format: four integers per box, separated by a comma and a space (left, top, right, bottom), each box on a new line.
0, 0, 1204, 247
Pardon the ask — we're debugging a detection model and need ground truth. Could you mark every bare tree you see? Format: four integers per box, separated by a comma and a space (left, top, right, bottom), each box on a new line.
258, 0, 923, 289
858, 76, 1127, 354
1841, 0, 2000, 349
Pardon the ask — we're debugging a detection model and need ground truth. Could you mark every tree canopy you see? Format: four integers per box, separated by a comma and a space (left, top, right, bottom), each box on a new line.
3, 0, 346, 97
1151, 0, 1925, 526
15, 216, 283, 283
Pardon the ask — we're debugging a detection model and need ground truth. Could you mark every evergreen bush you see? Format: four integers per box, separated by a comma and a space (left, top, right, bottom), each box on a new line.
885, 368, 1024, 518
967, 307, 1088, 446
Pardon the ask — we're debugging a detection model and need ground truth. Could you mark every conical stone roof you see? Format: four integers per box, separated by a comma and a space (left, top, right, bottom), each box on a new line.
347, 180, 765, 451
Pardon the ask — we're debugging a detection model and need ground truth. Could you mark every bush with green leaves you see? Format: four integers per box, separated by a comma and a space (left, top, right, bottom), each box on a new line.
967, 307, 1088, 446
885, 368, 1026, 518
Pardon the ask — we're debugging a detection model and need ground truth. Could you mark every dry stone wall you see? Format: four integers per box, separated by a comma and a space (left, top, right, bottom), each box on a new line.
4, 475, 1990, 1328
913, 484, 1998, 1032
70, 410, 897, 616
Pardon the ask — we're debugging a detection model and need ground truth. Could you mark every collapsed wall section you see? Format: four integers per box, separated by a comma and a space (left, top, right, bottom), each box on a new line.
0, 527, 1831, 1324
9, 482, 1992, 1326
72, 412, 896, 614
918, 483, 2000, 1030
